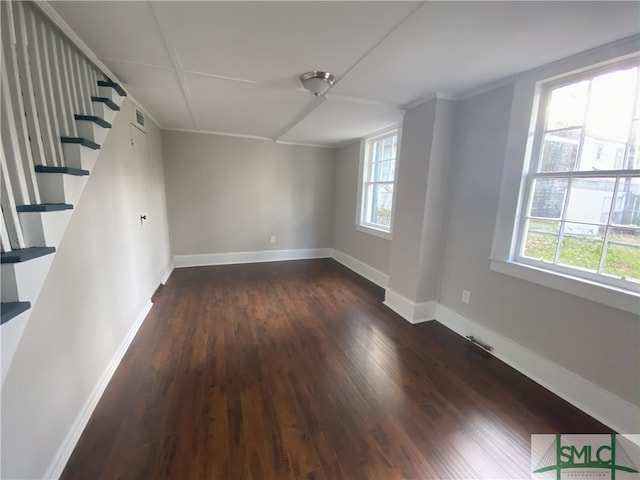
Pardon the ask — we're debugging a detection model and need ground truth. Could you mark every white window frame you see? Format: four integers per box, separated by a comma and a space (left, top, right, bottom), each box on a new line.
490, 37, 640, 315
356, 127, 401, 240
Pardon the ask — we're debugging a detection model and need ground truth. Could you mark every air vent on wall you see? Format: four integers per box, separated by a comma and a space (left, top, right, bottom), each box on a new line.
135, 109, 145, 128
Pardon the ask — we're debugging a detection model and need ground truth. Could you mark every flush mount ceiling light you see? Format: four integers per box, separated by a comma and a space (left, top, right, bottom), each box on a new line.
300, 71, 336, 96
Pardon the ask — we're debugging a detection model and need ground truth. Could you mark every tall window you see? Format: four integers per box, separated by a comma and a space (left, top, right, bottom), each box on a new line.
516, 61, 640, 292
358, 129, 399, 237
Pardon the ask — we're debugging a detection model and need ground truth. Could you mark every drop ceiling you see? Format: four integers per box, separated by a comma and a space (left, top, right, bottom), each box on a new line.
51, 1, 639, 147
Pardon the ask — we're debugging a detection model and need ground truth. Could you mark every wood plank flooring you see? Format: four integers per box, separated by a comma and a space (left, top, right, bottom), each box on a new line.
61, 259, 611, 479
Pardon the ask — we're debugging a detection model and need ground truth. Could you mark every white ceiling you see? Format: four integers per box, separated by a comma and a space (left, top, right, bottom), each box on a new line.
51, 1, 639, 147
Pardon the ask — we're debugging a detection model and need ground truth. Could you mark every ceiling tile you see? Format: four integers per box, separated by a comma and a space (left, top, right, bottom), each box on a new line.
151, 2, 419, 83
110, 62, 195, 129
185, 73, 313, 139
51, 1, 173, 68
279, 97, 404, 146
332, 2, 640, 105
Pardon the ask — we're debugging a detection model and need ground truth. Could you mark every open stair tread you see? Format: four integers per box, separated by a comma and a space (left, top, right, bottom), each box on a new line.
16, 203, 73, 212
61, 137, 100, 150
91, 96, 120, 111
97, 80, 127, 97
74, 115, 112, 129
34, 165, 89, 176
1, 302, 31, 325
1, 247, 56, 263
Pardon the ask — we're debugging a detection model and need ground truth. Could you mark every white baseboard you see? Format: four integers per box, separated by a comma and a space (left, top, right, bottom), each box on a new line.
383, 288, 436, 324
434, 303, 638, 435
173, 248, 332, 268
330, 249, 389, 288
160, 264, 174, 285
44, 300, 153, 480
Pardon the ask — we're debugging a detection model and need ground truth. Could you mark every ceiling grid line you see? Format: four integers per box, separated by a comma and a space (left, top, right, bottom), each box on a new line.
325, 2, 426, 92
148, 1, 199, 131
99, 57, 177, 73
182, 69, 258, 85
273, 96, 327, 143
273, 1, 426, 143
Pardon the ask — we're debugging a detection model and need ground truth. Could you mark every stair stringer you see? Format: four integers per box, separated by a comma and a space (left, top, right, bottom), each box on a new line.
1, 98, 125, 384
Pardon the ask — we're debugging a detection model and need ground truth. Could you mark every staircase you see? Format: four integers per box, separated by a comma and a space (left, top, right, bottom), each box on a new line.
0, 1, 127, 382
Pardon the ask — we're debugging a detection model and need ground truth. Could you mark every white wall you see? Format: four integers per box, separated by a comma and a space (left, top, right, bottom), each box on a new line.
162, 131, 335, 257
0, 100, 172, 479
438, 83, 639, 406
332, 141, 391, 274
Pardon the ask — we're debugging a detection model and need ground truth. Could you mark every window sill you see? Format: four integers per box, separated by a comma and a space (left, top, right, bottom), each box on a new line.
356, 224, 392, 241
489, 258, 639, 315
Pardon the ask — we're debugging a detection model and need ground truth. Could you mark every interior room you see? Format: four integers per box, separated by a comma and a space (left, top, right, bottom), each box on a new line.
1, 1, 638, 478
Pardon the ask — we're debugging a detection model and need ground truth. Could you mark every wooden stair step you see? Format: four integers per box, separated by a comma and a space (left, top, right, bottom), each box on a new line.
1, 247, 56, 263
16, 203, 73, 212
34, 165, 89, 176
74, 114, 112, 129
61, 137, 100, 150
91, 96, 120, 111
97, 80, 127, 97
1, 302, 31, 325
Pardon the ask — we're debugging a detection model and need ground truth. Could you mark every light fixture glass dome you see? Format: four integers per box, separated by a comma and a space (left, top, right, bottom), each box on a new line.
300, 71, 335, 96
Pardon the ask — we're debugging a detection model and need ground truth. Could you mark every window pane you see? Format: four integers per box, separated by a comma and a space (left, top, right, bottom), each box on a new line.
585, 67, 636, 143
369, 183, 393, 227
546, 80, 589, 130
373, 159, 395, 182
611, 177, 640, 227
565, 177, 615, 224
538, 130, 580, 172
603, 243, 640, 281
558, 224, 605, 272
529, 178, 568, 219
381, 136, 397, 160
373, 135, 397, 162
579, 136, 626, 171
522, 219, 560, 261
528, 219, 561, 233
606, 225, 640, 280
627, 120, 640, 170
609, 226, 640, 246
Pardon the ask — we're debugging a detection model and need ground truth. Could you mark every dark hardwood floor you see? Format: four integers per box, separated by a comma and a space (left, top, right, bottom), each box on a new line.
61, 259, 611, 479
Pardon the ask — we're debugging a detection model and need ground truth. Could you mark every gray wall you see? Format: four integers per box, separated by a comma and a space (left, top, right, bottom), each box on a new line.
1, 100, 172, 479
438, 84, 638, 405
387, 101, 436, 299
386, 98, 456, 303
415, 99, 455, 303
332, 141, 391, 274
162, 131, 335, 255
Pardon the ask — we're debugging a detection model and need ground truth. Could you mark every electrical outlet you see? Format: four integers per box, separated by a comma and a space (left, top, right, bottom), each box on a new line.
462, 290, 470, 304
270, 235, 276, 244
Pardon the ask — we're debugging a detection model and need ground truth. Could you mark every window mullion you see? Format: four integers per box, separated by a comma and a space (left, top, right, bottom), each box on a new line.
534, 169, 640, 179
553, 175, 574, 264
623, 68, 640, 169
597, 174, 622, 274
573, 78, 593, 172
545, 125, 587, 135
